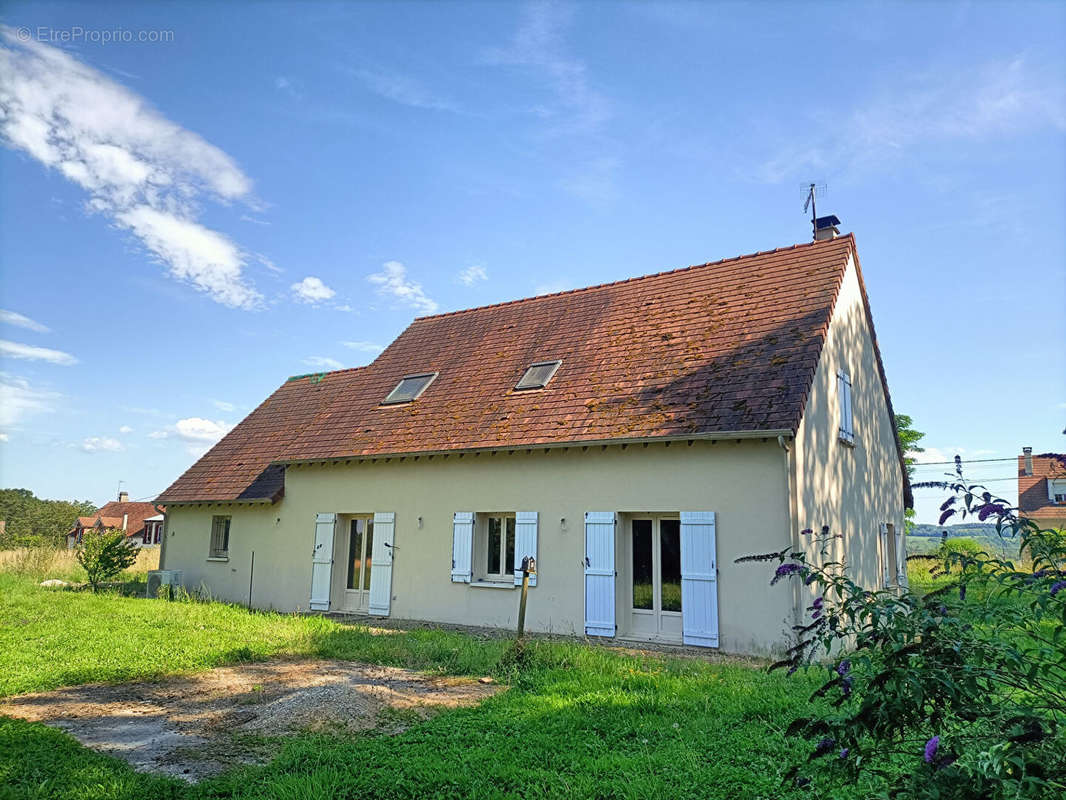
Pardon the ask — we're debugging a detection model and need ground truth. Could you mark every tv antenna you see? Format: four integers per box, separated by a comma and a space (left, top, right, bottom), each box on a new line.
802, 182, 827, 239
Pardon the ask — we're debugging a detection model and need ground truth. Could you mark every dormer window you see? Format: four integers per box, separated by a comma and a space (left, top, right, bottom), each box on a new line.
382, 372, 438, 405
515, 360, 561, 391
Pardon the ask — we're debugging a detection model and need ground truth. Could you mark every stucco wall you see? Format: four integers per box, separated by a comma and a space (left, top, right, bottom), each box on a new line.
162, 439, 796, 655
793, 252, 906, 604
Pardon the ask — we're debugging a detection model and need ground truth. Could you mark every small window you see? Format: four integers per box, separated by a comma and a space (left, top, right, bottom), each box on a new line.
515, 360, 561, 390
881, 522, 898, 588
837, 369, 854, 445
1049, 479, 1066, 505
476, 514, 515, 582
209, 516, 231, 558
382, 372, 438, 404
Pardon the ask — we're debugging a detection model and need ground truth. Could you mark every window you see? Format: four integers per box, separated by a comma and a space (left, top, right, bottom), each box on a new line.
209, 516, 230, 559
1049, 479, 1066, 505
515, 360, 561, 390
480, 514, 515, 581
881, 522, 898, 588
154, 524, 162, 544
837, 368, 854, 445
382, 372, 438, 404
142, 527, 151, 545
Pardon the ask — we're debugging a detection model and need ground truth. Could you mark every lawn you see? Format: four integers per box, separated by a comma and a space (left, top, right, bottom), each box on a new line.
0, 571, 868, 800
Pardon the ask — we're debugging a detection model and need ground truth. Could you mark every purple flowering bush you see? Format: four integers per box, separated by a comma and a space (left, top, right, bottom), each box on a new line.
738, 472, 1066, 799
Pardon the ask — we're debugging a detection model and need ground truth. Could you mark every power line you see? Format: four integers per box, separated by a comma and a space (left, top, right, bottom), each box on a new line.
909, 456, 1018, 466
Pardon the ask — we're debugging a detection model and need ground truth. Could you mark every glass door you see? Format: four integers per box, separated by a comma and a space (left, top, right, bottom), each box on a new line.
343, 517, 374, 613
629, 516, 683, 641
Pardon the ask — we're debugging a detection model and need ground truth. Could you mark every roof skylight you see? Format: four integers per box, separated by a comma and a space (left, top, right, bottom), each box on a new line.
382, 372, 438, 405
515, 360, 561, 391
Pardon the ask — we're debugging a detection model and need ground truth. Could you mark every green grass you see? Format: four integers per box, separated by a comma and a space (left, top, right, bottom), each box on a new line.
0, 572, 866, 799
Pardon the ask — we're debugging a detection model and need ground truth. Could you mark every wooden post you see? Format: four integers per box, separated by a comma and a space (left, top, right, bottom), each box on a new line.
516, 556, 536, 639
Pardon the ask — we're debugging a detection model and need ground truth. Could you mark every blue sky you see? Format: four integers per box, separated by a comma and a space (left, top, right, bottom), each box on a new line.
0, 1, 1063, 524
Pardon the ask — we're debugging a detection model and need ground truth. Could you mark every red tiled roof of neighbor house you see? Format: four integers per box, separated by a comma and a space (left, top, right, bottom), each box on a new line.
158, 235, 911, 506
71, 502, 163, 538
1018, 453, 1066, 522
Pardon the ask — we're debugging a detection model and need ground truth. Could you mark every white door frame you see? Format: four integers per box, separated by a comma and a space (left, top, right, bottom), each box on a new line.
626, 514, 682, 643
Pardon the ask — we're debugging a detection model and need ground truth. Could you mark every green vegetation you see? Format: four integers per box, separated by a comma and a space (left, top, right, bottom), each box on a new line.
0, 488, 95, 548
74, 528, 140, 592
0, 572, 860, 799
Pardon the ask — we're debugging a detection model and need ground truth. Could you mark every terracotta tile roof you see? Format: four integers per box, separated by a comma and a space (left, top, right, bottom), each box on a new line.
70, 502, 164, 538
1018, 454, 1066, 521
158, 235, 910, 505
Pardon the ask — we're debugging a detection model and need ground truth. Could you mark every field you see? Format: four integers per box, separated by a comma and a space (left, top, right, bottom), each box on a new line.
0, 555, 876, 800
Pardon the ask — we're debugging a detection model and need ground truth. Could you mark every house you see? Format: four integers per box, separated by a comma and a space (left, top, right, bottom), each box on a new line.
1018, 447, 1066, 531
67, 491, 165, 548
156, 232, 910, 655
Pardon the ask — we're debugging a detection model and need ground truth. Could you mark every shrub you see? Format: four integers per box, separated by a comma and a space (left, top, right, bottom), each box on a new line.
75, 528, 139, 592
738, 468, 1066, 799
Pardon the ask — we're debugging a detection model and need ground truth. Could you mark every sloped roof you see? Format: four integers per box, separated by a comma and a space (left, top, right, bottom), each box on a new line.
158, 235, 910, 505
70, 502, 163, 537
1018, 454, 1066, 521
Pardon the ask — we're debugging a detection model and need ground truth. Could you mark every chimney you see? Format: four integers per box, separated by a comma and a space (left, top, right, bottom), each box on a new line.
814, 215, 841, 241
118, 490, 129, 503
1023, 446, 1033, 476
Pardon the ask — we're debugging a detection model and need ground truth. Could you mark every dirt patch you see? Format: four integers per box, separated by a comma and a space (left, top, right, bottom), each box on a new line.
0, 659, 501, 782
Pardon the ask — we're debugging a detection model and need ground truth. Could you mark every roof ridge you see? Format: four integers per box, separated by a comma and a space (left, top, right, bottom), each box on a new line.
414, 234, 855, 321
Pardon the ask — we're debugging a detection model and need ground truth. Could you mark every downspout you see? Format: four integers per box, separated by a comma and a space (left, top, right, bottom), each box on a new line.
154, 503, 167, 570
778, 434, 803, 635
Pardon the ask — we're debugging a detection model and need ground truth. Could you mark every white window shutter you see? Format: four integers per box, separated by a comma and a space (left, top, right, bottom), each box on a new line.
879, 523, 891, 587
680, 511, 719, 648
584, 512, 616, 637
895, 525, 907, 586
368, 511, 395, 616
838, 369, 854, 441
309, 513, 336, 611
513, 511, 539, 587
451, 512, 474, 583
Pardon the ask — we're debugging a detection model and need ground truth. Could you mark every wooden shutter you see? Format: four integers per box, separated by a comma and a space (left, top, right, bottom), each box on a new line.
309, 512, 336, 611
894, 525, 907, 586
368, 511, 395, 616
879, 523, 891, 587
680, 511, 719, 648
513, 511, 539, 587
451, 512, 474, 583
584, 512, 616, 637
837, 369, 854, 442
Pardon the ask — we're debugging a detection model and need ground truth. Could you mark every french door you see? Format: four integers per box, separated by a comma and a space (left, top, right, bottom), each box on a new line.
629, 516, 683, 641
343, 517, 374, 613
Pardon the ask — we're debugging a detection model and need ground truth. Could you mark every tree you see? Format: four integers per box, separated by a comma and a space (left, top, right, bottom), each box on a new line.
0, 488, 96, 548
75, 527, 139, 591
894, 413, 925, 482
739, 468, 1066, 799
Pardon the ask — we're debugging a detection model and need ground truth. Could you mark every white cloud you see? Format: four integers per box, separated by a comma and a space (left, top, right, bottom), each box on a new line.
484, 4, 611, 136
149, 416, 233, 455
367, 261, 438, 314
533, 279, 572, 296
212, 399, 236, 413
81, 436, 123, 453
0, 432, 8, 442
351, 68, 459, 112
757, 56, 1066, 183
0, 30, 264, 308
304, 355, 344, 370
0, 373, 59, 428
341, 341, 384, 354
0, 339, 77, 365
119, 425, 133, 434
291, 276, 336, 304
457, 265, 488, 286
0, 309, 49, 333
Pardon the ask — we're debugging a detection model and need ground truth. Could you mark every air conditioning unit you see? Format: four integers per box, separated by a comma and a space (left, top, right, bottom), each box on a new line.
146, 569, 184, 599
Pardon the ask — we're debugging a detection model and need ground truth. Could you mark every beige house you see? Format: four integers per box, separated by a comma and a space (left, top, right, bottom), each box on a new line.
157, 233, 910, 655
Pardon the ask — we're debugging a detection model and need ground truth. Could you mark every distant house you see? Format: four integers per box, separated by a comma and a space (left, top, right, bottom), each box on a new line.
1018, 447, 1066, 530
67, 491, 165, 548
157, 233, 910, 655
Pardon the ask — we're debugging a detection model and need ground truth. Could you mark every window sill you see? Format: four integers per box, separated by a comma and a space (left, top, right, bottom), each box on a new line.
838, 433, 856, 448
470, 580, 515, 589
206, 556, 229, 563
